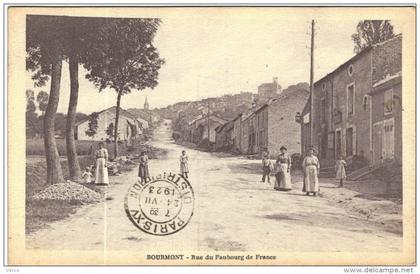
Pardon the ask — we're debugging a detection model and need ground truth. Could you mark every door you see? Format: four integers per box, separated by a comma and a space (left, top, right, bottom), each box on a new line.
346, 127, 353, 156
373, 122, 383, 165
335, 129, 342, 159
383, 119, 395, 160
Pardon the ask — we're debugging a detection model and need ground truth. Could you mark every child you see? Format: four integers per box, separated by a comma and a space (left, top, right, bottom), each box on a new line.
180, 150, 189, 178
335, 156, 347, 188
82, 166, 94, 184
261, 152, 274, 183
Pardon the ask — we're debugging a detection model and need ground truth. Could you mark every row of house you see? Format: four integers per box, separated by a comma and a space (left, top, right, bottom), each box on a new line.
177, 77, 309, 157
216, 87, 309, 156
298, 34, 402, 169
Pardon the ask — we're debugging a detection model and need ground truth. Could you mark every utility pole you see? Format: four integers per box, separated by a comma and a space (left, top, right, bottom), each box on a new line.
309, 19, 315, 147
207, 101, 210, 143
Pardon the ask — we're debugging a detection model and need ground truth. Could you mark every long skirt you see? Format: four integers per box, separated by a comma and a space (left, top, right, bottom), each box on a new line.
275, 163, 292, 191
138, 164, 150, 179
336, 166, 346, 180
303, 165, 319, 193
95, 158, 109, 185
180, 162, 189, 173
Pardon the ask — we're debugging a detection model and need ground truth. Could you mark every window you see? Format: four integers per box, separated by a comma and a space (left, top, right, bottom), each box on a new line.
348, 64, 354, 76
347, 83, 355, 116
322, 82, 327, 91
384, 89, 393, 115
363, 95, 369, 111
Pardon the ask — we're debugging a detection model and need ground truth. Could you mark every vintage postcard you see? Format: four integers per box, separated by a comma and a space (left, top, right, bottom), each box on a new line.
6, 6, 416, 266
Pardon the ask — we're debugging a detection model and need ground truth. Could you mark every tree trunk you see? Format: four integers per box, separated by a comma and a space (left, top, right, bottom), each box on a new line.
66, 57, 81, 181
44, 58, 65, 185
114, 91, 122, 158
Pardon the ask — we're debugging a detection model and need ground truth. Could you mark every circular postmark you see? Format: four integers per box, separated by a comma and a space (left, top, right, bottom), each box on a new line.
124, 172, 194, 236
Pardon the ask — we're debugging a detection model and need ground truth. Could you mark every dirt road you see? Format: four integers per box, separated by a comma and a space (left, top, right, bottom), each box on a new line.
26, 120, 402, 254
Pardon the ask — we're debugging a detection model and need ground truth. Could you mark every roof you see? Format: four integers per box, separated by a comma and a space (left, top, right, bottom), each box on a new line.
372, 71, 402, 88
188, 114, 203, 126
75, 106, 138, 126
369, 71, 402, 94
314, 34, 402, 86
195, 115, 227, 126
215, 120, 234, 134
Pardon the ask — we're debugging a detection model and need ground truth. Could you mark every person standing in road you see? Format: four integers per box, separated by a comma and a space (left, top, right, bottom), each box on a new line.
275, 146, 292, 191
180, 150, 189, 178
302, 148, 320, 196
261, 152, 273, 183
95, 142, 109, 185
138, 151, 150, 183
335, 155, 347, 188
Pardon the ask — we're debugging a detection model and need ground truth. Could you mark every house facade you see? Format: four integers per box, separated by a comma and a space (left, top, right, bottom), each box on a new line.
308, 35, 402, 168
250, 89, 309, 156
191, 115, 227, 144
232, 114, 242, 152
75, 107, 142, 141
369, 72, 402, 165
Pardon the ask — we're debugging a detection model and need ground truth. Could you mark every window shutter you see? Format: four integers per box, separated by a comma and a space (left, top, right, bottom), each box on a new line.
353, 127, 357, 156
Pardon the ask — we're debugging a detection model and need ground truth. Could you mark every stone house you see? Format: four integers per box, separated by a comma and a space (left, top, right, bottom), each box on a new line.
308, 35, 402, 168
248, 88, 309, 157
191, 115, 226, 144
75, 106, 143, 141
232, 114, 242, 152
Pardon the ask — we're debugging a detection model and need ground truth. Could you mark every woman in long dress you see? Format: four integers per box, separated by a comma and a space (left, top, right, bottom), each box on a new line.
302, 148, 320, 196
274, 146, 292, 191
138, 151, 150, 183
95, 142, 109, 185
336, 156, 347, 188
180, 150, 189, 178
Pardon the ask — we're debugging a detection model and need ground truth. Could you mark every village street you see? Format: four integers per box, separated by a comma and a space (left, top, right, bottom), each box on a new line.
26, 120, 402, 255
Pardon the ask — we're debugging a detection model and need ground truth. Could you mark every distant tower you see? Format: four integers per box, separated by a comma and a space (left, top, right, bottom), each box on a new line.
144, 96, 149, 110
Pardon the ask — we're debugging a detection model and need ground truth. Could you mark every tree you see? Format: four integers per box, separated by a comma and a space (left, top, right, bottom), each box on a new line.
36, 90, 49, 115
85, 18, 165, 157
64, 17, 103, 181
85, 112, 99, 138
26, 89, 39, 138
351, 20, 395, 53
26, 15, 68, 185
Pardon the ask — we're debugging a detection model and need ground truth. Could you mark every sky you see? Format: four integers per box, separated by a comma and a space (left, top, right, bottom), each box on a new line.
26, 13, 401, 114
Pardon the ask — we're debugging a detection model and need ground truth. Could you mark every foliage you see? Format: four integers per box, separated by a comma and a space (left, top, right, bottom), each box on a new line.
84, 18, 165, 93
85, 112, 99, 137
26, 89, 40, 138
351, 20, 395, 53
36, 90, 49, 113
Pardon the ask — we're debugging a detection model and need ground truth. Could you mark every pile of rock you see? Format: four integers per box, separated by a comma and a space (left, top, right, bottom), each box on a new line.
32, 181, 102, 203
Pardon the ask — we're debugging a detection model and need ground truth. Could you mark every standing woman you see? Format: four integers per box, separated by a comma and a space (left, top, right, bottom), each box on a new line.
275, 146, 292, 191
335, 155, 347, 188
95, 142, 109, 185
180, 150, 189, 178
138, 151, 150, 183
302, 148, 320, 196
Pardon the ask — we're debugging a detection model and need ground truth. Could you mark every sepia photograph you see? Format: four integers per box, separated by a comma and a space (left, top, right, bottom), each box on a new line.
5, 5, 416, 267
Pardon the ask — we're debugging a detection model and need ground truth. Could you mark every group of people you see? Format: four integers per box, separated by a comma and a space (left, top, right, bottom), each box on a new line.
83, 141, 347, 194
261, 146, 347, 196
81, 141, 191, 186
81, 142, 110, 185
